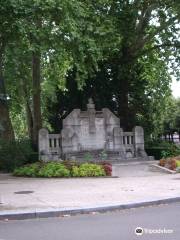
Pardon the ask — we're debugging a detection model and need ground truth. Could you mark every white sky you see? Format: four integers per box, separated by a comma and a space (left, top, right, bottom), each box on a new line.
171, 77, 180, 98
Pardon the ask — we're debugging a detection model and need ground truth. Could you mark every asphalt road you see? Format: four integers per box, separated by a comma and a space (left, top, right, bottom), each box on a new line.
0, 203, 180, 240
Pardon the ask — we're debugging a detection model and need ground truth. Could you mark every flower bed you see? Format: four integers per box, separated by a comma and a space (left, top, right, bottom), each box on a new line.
159, 156, 180, 171
13, 161, 112, 177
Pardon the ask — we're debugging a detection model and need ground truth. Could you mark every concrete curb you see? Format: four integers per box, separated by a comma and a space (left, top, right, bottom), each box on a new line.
1, 197, 180, 221
149, 164, 177, 174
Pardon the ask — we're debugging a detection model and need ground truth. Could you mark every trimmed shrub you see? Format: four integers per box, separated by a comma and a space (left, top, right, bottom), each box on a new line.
14, 162, 108, 178
61, 160, 79, 171
72, 163, 105, 177
14, 162, 71, 178
13, 163, 41, 177
38, 162, 70, 177
71, 166, 79, 177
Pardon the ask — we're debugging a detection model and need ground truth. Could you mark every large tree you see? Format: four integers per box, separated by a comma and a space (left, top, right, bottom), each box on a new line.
2, 0, 180, 143
0, 1, 21, 140
2, 0, 113, 144
102, 0, 180, 129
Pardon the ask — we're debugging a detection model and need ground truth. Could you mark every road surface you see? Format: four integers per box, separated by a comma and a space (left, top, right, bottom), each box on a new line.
0, 203, 180, 240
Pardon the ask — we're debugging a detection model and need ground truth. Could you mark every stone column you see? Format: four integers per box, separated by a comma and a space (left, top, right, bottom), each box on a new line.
87, 98, 96, 133
113, 127, 126, 158
38, 128, 49, 160
133, 126, 147, 157
113, 127, 122, 149
61, 128, 73, 153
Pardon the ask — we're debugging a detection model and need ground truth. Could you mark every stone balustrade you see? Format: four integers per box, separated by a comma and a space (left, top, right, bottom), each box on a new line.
123, 132, 134, 145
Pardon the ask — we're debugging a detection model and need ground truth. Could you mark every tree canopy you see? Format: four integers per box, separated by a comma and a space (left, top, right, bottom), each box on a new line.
0, 0, 179, 146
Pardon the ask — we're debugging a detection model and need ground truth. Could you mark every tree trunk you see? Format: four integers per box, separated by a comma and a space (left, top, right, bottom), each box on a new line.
118, 77, 129, 130
0, 55, 14, 141
32, 51, 42, 149
21, 79, 34, 140
26, 99, 34, 141
117, 49, 133, 131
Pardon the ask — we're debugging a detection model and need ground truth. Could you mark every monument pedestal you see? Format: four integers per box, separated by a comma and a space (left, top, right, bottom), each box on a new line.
39, 99, 150, 162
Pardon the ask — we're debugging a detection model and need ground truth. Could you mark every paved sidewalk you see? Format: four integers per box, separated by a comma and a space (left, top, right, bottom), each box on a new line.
112, 161, 166, 177
0, 171, 180, 215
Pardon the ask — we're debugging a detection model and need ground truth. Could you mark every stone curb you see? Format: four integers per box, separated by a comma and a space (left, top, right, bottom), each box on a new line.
1, 197, 180, 221
149, 164, 176, 174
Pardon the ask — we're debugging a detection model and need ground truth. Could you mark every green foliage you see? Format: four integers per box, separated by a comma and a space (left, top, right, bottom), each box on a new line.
0, 139, 35, 172
160, 144, 180, 158
38, 162, 70, 177
2, 0, 115, 139
13, 163, 41, 177
176, 160, 180, 168
71, 166, 79, 177
61, 160, 79, 171
145, 140, 180, 160
1, 0, 180, 141
14, 162, 70, 178
145, 148, 164, 160
163, 98, 180, 133
161, 150, 172, 159
13, 162, 106, 177
145, 140, 175, 149
72, 163, 105, 177
135, 55, 173, 137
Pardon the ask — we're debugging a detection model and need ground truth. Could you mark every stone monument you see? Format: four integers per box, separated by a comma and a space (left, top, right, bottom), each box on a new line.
39, 99, 151, 162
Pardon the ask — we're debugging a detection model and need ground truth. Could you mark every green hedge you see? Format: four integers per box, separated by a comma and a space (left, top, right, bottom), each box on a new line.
146, 146, 180, 160
145, 140, 180, 160
145, 148, 166, 160
13, 162, 106, 178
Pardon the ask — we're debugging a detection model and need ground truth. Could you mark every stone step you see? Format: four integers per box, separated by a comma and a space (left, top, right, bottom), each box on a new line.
65, 155, 153, 163
66, 151, 121, 157
63, 150, 154, 163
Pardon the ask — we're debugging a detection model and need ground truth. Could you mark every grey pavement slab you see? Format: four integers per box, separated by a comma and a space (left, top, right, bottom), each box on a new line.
112, 161, 166, 177
0, 169, 180, 214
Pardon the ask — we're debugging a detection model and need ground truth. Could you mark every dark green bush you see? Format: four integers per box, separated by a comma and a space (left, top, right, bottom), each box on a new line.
145, 148, 166, 160
145, 139, 175, 149
0, 139, 36, 172
145, 140, 180, 160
